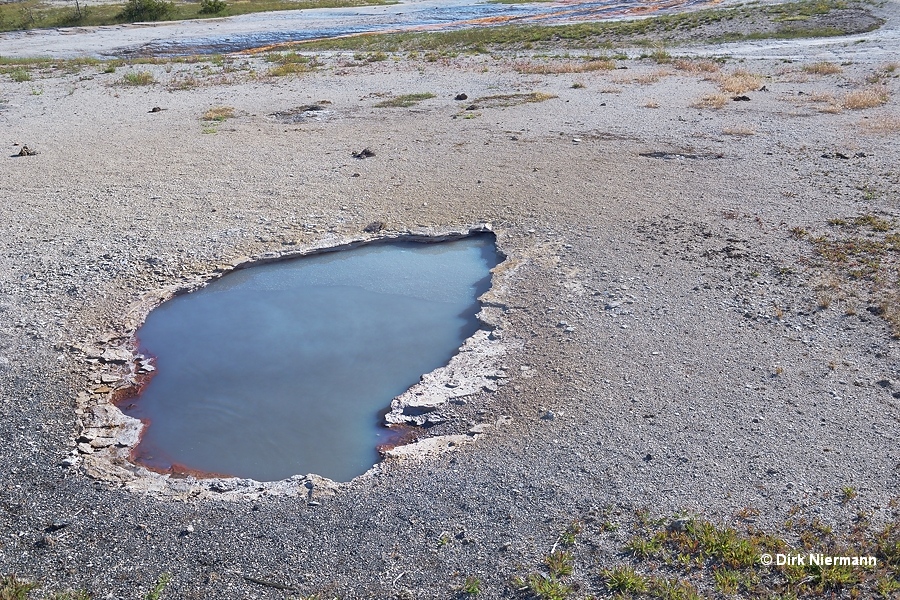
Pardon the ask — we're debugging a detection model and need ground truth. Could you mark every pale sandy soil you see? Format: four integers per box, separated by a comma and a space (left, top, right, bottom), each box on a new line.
0, 2, 899, 598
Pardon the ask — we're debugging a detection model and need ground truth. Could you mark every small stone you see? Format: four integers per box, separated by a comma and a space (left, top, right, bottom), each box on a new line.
60, 456, 79, 467
210, 480, 235, 493
668, 519, 689, 532
541, 410, 556, 420
100, 348, 132, 364
454, 93, 468, 101
604, 301, 622, 310
100, 373, 120, 383
364, 221, 385, 233
352, 148, 375, 159
468, 423, 492, 435
307, 500, 321, 506
76, 443, 94, 454
149, 106, 162, 113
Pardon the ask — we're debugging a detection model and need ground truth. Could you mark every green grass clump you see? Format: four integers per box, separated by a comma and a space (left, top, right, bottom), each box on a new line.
602, 566, 647, 594
198, 0, 226, 14
461, 575, 481, 595
121, 70, 155, 85
0, 575, 38, 600
9, 69, 31, 82
374, 92, 436, 108
144, 573, 171, 600
265, 52, 319, 76
524, 574, 571, 600
118, 0, 175, 21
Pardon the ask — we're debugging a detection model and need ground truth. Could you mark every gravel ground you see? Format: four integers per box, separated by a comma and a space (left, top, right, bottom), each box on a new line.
1, 2, 899, 598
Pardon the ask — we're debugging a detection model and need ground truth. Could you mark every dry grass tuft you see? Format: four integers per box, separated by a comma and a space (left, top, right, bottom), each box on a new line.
202, 106, 235, 121
857, 115, 900, 134
807, 91, 836, 103
516, 58, 615, 74
718, 69, 762, 94
599, 86, 623, 94
722, 126, 756, 136
841, 87, 889, 110
167, 73, 200, 91
641, 99, 659, 108
673, 59, 720, 74
692, 93, 728, 109
612, 69, 670, 85
802, 61, 842, 75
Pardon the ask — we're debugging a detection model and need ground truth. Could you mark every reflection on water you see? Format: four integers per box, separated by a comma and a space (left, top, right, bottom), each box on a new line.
123, 0, 721, 56
124, 235, 499, 482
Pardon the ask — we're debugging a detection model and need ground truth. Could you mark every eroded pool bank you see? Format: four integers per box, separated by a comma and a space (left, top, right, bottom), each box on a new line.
119, 233, 500, 482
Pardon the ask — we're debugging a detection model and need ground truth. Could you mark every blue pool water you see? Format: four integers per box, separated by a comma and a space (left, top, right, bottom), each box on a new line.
123, 235, 499, 482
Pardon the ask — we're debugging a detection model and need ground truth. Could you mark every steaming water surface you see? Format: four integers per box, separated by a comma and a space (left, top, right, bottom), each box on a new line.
125, 235, 499, 482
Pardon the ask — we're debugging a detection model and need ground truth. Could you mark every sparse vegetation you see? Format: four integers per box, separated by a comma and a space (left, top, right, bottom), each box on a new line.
167, 72, 200, 90
198, 0, 227, 14
266, 52, 319, 76
374, 92, 436, 108
515, 58, 615, 74
613, 69, 670, 84
118, 0, 175, 21
673, 58, 721, 73
803, 61, 843, 75
284, 0, 865, 53
9, 69, 31, 82
0, 0, 395, 31
0, 575, 38, 600
841, 87, 889, 110
602, 566, 648, 594
144, 573, 171, 600
463, 91, 556, 110
718, 68, 763, 93
692, 93, 729, 109
461, 576, 481, 595
858, 115, 900, 134
201, 106, 235, 121
799, 213, 900, 335
121, 71, 155, 86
